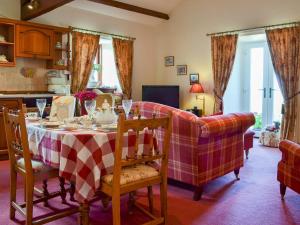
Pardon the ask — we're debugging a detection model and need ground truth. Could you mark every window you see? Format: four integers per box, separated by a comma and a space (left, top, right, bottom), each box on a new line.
87, 37, 122, 92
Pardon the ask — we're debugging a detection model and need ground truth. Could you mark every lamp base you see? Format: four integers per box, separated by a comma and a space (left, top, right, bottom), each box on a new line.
192, 106, 202, 117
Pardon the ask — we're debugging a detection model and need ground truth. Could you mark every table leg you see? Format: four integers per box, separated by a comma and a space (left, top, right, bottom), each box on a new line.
79, 202, 90, 225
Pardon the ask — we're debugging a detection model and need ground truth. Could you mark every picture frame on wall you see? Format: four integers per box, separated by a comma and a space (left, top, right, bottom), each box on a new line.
165, 56, 174, 66
189, 73, 199, 84
177, 65, 187, 75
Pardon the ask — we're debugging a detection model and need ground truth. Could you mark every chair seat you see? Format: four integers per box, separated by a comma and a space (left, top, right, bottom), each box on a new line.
102, 164, 159, 185
17, 158, 55, 173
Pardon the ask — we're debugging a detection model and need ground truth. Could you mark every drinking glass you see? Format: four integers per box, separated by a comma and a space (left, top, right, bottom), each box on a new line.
122, 99, 133, 119
36, 99, 47, 119
85, 100, 96, 118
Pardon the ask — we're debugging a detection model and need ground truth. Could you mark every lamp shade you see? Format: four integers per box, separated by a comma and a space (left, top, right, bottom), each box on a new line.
189, 83, 204, 93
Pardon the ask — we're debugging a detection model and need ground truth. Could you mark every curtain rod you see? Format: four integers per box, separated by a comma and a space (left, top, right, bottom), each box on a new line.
206, 21, 300, 37
70, 26, 136, 41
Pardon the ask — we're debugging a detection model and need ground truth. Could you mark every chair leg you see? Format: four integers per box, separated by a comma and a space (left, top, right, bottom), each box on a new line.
128, 192, 135, 215
280, 183, 287, 200
59, 177, 67, 204
42, 180, 50, 207
193, 185, 204, 201
101, 195, 110, 210
9, 170, 17, 220
70, 181, 76, 202
234, 168, 240, 180
160, 182, 168, 225
147, 186, 154, 213
112, 194, 121, 225
25, 183, 34, 225
245, 149, 249, 159
79, 202, 90, 225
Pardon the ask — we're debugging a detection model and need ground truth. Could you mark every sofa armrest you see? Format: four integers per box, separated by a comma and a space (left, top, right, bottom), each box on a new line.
231, 113, 255, 133
198, 114, 242, 137
280, 140, 300, 169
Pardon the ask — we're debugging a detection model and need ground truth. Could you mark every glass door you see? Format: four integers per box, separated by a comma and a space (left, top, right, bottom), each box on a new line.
241, 40, 283, 135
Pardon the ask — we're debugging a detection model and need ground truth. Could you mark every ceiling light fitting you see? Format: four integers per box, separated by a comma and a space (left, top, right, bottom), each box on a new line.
26, 0, 40, 10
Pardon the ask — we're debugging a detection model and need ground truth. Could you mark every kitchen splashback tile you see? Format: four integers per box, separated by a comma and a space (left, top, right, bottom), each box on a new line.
0, 58, 49, 92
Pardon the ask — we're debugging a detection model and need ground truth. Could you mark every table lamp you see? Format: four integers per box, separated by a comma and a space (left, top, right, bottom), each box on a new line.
189, 83, 205, 116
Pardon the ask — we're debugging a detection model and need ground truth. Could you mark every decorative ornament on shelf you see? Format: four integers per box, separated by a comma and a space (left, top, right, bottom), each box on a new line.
20, 67, 36, 78
0, 35, 6, 42
74, 90, 98, 115
0, 54, 8, 63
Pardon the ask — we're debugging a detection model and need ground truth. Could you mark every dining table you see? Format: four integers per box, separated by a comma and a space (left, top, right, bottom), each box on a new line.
26, 120, 153, 224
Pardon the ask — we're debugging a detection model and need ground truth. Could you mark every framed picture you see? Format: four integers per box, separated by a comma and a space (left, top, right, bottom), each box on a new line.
177, 65, 187, 75
165, 56, 174, 66
189, 73, 199, 84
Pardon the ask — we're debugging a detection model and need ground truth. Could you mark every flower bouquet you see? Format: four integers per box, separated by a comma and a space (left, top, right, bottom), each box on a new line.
74, 90, 97, 115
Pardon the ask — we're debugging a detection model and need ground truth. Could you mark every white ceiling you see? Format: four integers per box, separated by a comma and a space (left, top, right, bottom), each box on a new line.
67, 0, 182, 26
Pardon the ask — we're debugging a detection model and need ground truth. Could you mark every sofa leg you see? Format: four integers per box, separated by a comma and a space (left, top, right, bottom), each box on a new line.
193, 186, 204, 201
280, 183, 286, 200
245, 149, 249, 159
234, 169, 240, 180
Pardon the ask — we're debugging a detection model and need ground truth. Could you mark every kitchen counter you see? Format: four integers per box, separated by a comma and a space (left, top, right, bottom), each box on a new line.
0, 93, 65, 98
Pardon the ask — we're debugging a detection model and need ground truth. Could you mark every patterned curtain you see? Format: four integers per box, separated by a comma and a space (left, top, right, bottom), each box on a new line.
266, 26, 300, 141
212, 34, 238, 113
113, 38, 134, 99
71, 31, 100, 94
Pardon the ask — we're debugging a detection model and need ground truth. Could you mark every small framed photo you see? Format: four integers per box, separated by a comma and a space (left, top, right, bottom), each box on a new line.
177, 65, 187, 75
190, 73, 199, 84
165, 56, 174, 66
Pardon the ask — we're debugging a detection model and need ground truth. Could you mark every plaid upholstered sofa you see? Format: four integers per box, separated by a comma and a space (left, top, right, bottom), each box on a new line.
278, 140, 300, 198
133, 101, 255, 200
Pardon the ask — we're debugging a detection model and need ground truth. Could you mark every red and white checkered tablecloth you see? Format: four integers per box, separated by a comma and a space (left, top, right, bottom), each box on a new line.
27, 123, 152, 203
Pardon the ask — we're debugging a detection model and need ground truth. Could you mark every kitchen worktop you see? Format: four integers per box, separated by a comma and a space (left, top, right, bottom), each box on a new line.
0, 93, 65, 98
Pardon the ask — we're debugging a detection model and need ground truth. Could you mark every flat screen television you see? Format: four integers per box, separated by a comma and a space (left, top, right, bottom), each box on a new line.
142, 85, 179, 108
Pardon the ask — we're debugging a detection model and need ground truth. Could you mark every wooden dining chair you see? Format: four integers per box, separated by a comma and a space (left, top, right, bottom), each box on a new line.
99, 113, 172, 225
95, 93, 115, 108
3, 107, 78, 225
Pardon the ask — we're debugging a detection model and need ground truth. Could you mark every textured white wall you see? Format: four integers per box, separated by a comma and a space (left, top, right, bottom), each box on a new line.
154, 0, 300, 114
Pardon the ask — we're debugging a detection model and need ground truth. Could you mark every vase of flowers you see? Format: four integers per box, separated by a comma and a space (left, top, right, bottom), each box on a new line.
74, 90, 97, 116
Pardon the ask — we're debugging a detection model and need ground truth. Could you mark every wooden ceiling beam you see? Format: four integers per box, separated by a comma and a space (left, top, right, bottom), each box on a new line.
88, 0, 169, 20
21, 0, 74, 21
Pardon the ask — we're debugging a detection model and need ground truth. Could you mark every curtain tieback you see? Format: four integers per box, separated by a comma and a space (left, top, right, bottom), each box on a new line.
281, 91, 300, 115
214, 90, 223, 101
284, 91, 300, 103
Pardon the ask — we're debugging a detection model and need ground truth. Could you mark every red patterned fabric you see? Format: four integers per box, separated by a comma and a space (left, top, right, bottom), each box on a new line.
27, 123, 152, 203
278, 140, 300, 194
244, 130, 255, 150
133, 101, 255, 186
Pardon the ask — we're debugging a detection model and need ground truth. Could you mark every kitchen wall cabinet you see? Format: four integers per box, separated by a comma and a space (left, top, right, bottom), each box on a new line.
0, 98, 22, 161
0, 22, 15, 67
16, 25, 53, 59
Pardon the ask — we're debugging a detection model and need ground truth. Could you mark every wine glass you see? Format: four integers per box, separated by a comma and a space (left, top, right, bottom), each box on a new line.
36, 99, 47, 119
85, 100, 96, 118
122, 99, 133, 119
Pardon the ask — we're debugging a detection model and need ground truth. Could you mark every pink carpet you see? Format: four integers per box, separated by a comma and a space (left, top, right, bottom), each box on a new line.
1, 140, 300, 225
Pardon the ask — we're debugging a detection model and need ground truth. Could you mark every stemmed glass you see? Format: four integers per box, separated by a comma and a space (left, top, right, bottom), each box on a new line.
84, 100, 96, 118
36, 99, 47, 120
122, 99, 133, 119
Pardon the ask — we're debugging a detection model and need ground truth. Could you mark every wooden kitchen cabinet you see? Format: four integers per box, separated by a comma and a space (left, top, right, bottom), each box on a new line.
16, 25, 53, 59
0, 22, 15, 67
0, 98, 22, 160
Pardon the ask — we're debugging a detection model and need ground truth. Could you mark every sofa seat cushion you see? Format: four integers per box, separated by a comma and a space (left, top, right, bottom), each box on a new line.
17, 158, 54, 173
102, 164, 159, 185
